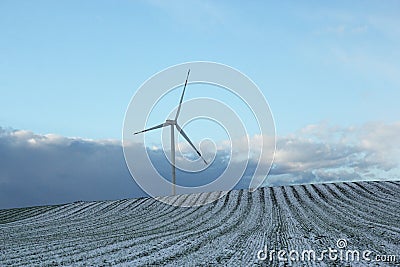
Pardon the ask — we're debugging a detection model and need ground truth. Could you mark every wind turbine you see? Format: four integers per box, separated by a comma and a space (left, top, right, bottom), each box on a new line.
133, 69, 208, 195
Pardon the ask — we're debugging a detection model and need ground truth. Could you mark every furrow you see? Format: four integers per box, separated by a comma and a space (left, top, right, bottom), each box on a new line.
124, 191, 244, 266
353, 182, 400, 205
333, 183, 400, 227
309, 183, 398, 255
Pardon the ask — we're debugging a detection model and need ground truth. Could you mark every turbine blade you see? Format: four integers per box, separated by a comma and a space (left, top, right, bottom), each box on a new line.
133, 123, 167, 135
176, 124, 207, 165
175, 69, 190, 121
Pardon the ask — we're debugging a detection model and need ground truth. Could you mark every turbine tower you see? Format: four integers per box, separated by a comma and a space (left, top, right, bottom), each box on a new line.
133, 69, 207, 195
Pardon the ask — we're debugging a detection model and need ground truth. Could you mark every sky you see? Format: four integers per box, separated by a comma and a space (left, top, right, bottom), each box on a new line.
0, 1, 399, 208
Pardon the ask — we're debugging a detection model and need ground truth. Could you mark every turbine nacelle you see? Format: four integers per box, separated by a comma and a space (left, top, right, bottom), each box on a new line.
165, 119, 176, 126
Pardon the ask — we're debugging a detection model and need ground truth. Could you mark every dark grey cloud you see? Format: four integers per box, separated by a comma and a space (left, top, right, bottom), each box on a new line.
0, 128, 247, 209
0, 129, 146, 209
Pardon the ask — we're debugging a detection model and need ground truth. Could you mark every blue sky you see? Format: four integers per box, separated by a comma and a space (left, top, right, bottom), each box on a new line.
0, 1, 399, 208
1, 0, 399, 139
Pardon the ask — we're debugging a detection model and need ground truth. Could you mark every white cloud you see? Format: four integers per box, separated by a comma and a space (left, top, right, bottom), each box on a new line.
268, 121, 400, 185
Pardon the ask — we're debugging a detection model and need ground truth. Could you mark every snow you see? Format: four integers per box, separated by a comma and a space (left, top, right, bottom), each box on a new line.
0, 181, 399, 266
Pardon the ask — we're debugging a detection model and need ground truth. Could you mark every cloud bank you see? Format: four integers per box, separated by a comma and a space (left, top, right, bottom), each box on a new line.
1, 121, 399, 209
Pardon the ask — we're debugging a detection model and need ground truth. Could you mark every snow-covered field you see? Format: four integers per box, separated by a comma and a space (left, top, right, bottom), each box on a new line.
1, 181, 399, 266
